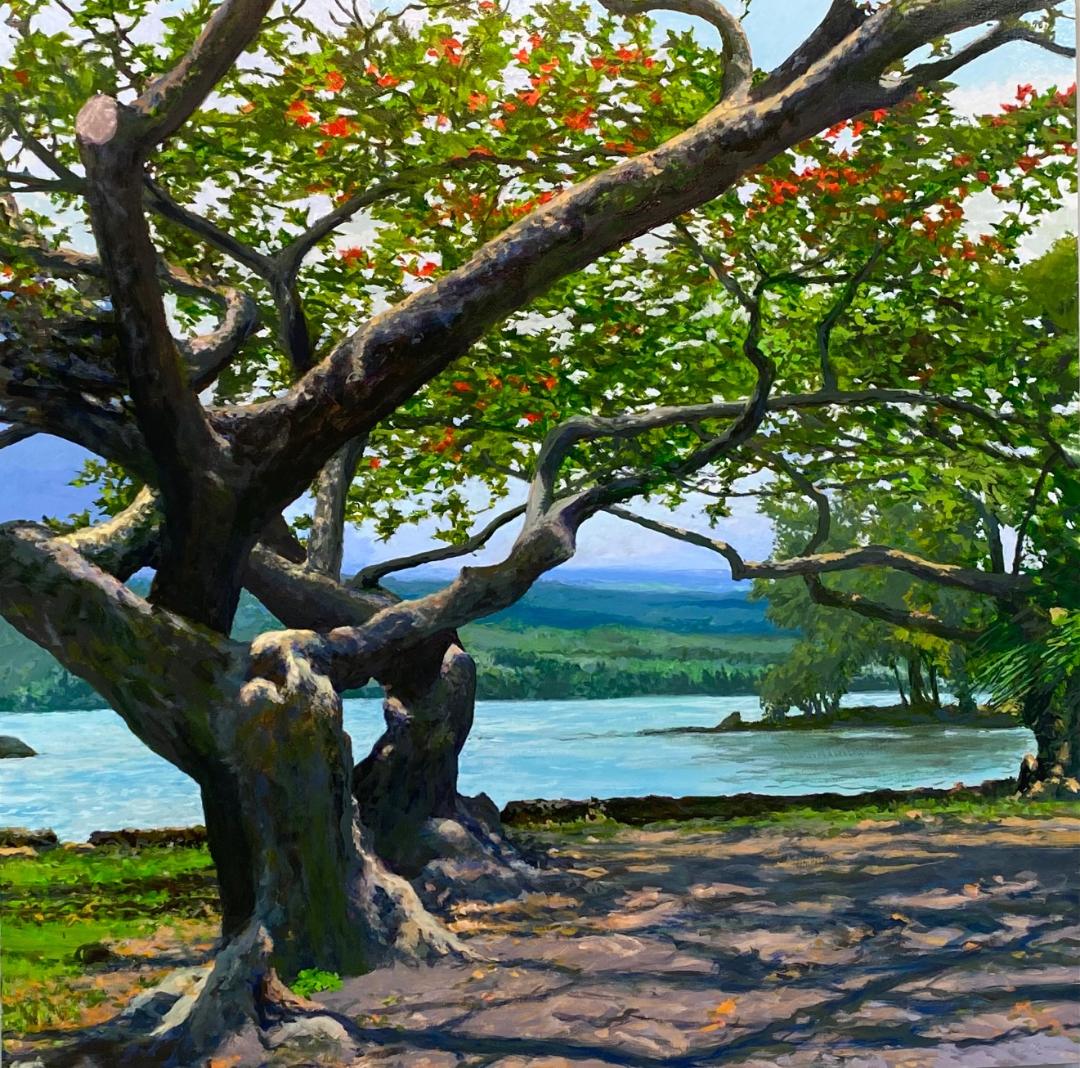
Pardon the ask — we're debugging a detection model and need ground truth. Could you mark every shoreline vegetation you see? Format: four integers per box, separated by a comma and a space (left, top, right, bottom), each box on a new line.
640, 702, 1019, 736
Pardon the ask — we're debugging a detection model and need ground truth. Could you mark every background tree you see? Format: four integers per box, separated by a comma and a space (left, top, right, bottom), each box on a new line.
1, 0, 1075, 1056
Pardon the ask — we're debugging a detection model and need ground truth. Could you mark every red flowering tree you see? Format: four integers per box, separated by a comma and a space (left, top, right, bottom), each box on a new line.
0, 0, 1075, 1057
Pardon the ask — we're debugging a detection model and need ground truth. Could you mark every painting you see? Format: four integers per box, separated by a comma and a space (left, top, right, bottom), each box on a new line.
1, 0, 1077, 1064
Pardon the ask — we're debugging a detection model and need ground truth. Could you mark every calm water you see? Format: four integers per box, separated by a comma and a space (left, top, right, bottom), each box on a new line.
0, 693, 1031, 841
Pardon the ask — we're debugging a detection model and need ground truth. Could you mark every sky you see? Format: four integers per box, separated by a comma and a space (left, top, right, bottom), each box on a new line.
1, 0, 1076, 580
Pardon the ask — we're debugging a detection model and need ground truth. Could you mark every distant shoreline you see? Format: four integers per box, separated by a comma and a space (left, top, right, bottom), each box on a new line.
640, 703, 1017, 736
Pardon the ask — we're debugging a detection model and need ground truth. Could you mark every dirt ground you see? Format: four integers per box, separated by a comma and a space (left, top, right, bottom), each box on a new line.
11, 811, 1080, 1067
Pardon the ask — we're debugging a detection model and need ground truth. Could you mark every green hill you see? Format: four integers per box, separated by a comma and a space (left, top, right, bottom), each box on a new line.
0, 576, 790, 709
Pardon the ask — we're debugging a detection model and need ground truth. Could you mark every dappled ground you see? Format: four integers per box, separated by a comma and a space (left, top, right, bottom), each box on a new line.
4, 804, 1080, 1066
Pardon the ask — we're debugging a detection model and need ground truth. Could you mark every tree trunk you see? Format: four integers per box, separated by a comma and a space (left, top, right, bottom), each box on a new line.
907, 656, 932, 713
1019, 674, 1080, 789
891, 661, 909, 707
354, 636, 477, 875
928, 661, 940, 708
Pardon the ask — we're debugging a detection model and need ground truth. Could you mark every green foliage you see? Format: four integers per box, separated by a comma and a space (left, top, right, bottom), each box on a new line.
290, 968, 343, 998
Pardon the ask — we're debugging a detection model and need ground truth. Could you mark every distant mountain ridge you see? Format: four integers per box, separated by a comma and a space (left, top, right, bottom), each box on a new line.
0, 573, 781, 710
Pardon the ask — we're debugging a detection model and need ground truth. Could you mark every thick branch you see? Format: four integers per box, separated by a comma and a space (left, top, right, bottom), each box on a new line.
132, 0, 275, 148
760, 0, 869, 94
0, 521, 240, 775
352, 503, 527, 589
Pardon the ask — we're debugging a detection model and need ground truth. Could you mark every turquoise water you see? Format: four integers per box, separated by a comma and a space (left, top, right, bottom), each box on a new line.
0, 694, 1032, 841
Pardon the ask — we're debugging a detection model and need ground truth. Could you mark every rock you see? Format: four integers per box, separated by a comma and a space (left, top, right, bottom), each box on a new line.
0, 735, 36, 758
718, 711, 743, 730
73, 941, 119, 966
0, 827, 57, 849
87, 825, 206, 848
0, 846, 37, 858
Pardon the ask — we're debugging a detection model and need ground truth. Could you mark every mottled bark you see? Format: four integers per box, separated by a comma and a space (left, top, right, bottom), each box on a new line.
354, 638, 477, 875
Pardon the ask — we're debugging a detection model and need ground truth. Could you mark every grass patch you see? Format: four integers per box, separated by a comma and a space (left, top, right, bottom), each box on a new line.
1, 845, 218, 1035
510, 795, 1080, 838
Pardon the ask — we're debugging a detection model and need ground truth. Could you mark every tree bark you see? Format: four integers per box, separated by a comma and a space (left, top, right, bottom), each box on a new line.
354, 636, 478, 876
1020, 675, 1080, 788
907, 656, 933, 714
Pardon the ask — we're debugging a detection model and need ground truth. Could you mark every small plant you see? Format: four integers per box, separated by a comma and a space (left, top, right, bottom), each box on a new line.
290, 968, 343, 999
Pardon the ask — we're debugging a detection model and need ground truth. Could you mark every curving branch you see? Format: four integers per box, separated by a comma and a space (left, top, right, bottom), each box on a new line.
894, 19, 1075, 93
598, 0, 753, 100
816, 243, 883, 392
352, 503, 527, 589
1012, 457, 1054, 574
803, 575, 981, 642
59, 487, 161, 580
306, 438, 367, 580
178, 287, 260, 392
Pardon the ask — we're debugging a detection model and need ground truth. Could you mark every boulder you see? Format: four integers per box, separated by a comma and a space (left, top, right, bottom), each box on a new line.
0, 826, 57, 849
717, 711, 743, 731
0, 735, 36, 758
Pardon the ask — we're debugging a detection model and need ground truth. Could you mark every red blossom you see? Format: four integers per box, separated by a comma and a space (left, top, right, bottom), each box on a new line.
285, 99, 315, 126
539, 375, 557, 390
519, 89, 542, 107
468, 91, 488, 111
1016, 154, 1041, 172
416, 261, 438, 277
523, 412, 542, 423
871, 108, 888, 122
376, 73, 399, 87
369, 457, 382, 469
11, 69, 29, 86
823, 120, 847, 140
339, 247, 368, 267
976, 169, 991, 182
452, 380, 472, 393
1015, 82, 1034, 101
514, 47, 530, 63
563, 106, 593, 131
590, 56, 606, 70
324, 70, 345, 93
319, 115, 353, 137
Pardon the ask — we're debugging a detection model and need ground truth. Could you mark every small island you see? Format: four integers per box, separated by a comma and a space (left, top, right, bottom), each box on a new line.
641, 703, 1019, 736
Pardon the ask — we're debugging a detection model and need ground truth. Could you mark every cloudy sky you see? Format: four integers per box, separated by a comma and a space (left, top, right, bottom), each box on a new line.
2, 0, 1075, 579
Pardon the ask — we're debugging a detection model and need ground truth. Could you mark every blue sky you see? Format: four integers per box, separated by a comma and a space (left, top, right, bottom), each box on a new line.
2, 0, 1075, 578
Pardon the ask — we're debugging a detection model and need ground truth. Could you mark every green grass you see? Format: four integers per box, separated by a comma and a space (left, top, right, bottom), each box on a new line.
511, 795, 1080, 837
1, 845, 218, 1035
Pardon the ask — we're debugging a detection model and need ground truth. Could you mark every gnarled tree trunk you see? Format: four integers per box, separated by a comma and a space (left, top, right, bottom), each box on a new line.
355, 635, 476, 874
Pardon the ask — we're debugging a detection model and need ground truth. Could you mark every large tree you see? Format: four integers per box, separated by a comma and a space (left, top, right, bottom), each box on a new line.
1, 0, 1075, 1057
